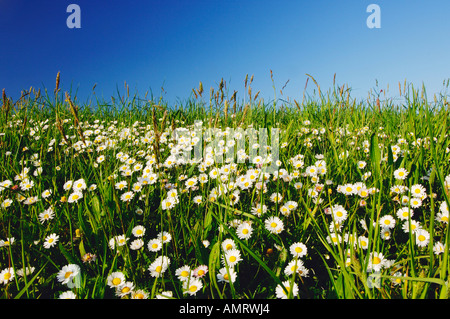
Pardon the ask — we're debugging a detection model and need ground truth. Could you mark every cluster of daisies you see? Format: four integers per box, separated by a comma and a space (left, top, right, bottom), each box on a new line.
1, 113, 450, 299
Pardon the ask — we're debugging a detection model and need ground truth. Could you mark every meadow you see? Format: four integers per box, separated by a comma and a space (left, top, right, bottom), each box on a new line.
1, 74, 450, 299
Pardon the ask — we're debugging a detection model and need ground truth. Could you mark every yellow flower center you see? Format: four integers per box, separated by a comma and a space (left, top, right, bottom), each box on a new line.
229, 256, 236, 263
112, 278, 121, 286
372, 257, 381, 264
189, 285, 198, 292
65, 271, 73, 279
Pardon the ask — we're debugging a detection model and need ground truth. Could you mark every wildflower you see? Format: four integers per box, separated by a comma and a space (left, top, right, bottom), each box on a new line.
251, 204, 267, 217
57, 264, 80, 285
115, 180, 127, 190
148, 256, 171, 278
120, 191, 134, 202
43, 233, 59, 249
284, 259, 309, 277
130, 239, 144, 250
161, 198, 176, 210
236, 221, 253, 240
19, 179, 34, 191
41, 189, 52, 199
157, 231, 172, 244
264, 216, 284, 234
433, 241, 445, 255
156, 291, 173, 299
131, 289, 149, 299
402, 220, 421, 234
415, 229, 430, 247
393, 168, 408, 180
193, 265, 208, 278
221, 238, 236, 251
0, 237, 15, 247
396, 207, 414, 221
367, 252, 386, 272
107, 271, 126, 289
409, 193, 423, 207
183, 277, 203, 296
1, 199, 13, 209
222, 248, 242, 267
410, 184, 426, 198
115, 281, 135, 298
269, 192, 283, 203
39, 207, 55, 224
0, 268, 14, 285
176, 265, 192, 281
275, 280, 299, 299
147, 238, 162, 252
72, 178, 87, 192
289, 242, 307, 258
331, 204, 348, 223
132, 225, 146, 237
379, 215, 396, 229
63, 180, 73, 191
68, 191, 83, 203
217, 267, 237, 283
59, 291, 77, 299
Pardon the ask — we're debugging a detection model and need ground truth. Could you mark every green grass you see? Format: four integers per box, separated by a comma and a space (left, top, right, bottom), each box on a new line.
1, 78, 450, 299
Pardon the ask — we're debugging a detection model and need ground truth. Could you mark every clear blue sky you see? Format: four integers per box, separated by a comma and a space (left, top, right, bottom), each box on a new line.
1, 0, 450, 105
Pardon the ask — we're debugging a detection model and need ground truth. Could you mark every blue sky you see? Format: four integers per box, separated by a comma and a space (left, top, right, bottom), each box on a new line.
1, 0, 450, 105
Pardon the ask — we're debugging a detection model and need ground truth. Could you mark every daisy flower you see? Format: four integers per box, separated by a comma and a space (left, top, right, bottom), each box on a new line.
284, 259, 305, 276
148, 256, 171, 278
393, 168, 408, 180
63, 180, 73, 191
264, 216, 284, 234
0, 267, 15, 285
269, 192, 283, 204
236, 222, 253, 240
147, 238, 162, 252
331, 204, 348, 223
41, 189, 52, 199
43, 233, 59, 249
130, 239, 144, 250
183, 277, 203, 296
275, 280, 299, 299
59, 291, 77, 299
402, 220, 421, 234
433, 241, 445, 255
409, 197, 422, 209
157, 231, 172, 244
396, 207, 414, 221
161, 198, 176, 210
132, 225, 146, 237
72, 178, 87, 192
57, 264, 80, 285
39, 207, 55, 224
367, 252, 386, 272
193, 265, 208, 278
107, 271, 126, 288
68, 191, 83, 203
175, 265, 192, 282
131, 289, 149, 299
217, 267, 237, 284
251, 204, 267, 217
289, 242, 308, 258
115, 281, 135, 298
410, 184, 426, 198
379, 215, 396, 229
222, 248, 242, 267
120, 191, 134, 202
221, 238, 236, 251
415, 229, 430, 248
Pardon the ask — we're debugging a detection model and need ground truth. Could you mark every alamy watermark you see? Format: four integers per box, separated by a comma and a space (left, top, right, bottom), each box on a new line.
367, 4, 381, 29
